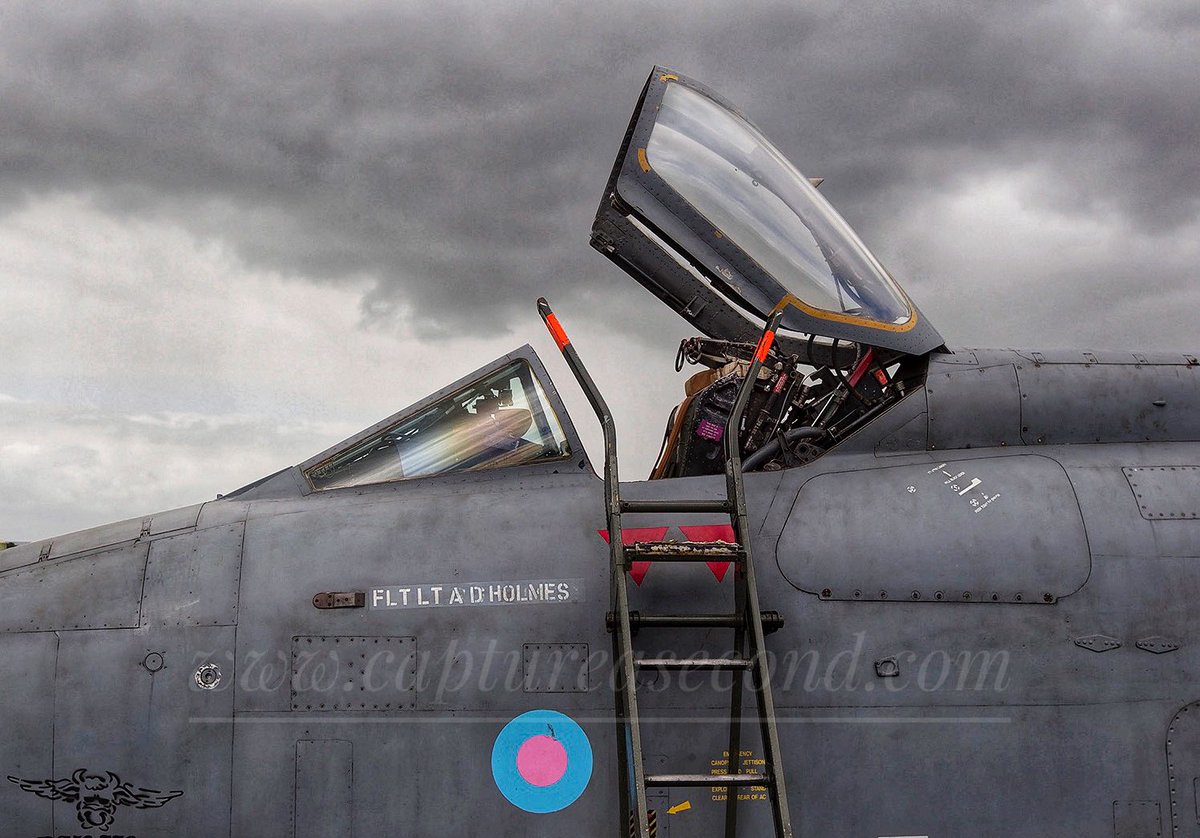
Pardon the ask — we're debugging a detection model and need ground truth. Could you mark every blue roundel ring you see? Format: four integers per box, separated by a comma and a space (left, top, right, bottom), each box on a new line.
492, 709, 593, 813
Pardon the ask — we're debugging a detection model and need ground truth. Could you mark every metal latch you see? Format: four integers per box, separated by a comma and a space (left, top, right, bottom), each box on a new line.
590, 230, 615, 253
312, 591, 366, 609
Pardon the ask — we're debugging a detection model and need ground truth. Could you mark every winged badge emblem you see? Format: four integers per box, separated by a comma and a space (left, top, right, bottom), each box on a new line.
8, 768, 183, 830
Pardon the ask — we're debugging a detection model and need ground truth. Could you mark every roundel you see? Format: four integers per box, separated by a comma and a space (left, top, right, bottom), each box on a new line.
491, 709, 593, 813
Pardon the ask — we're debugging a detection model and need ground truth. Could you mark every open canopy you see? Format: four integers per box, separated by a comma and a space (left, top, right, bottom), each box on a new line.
592, 67, 944, 358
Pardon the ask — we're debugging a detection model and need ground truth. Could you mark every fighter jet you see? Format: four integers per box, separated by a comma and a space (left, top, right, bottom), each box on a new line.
2, 66, 1198, 838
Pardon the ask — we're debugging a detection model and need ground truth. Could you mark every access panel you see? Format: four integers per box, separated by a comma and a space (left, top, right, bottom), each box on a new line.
777, 454, 1090, 603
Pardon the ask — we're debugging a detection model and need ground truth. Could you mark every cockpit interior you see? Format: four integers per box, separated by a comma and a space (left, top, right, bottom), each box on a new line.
599, 68, 943, 480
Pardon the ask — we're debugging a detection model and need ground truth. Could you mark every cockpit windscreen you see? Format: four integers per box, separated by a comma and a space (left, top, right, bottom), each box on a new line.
305, 360, 570, 491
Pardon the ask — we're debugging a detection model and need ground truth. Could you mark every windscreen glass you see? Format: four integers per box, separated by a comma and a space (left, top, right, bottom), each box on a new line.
645, 83, 911, 326
305, 361, 570, 490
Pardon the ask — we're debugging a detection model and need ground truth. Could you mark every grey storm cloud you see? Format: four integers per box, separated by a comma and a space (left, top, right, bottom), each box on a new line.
1, 0, 1198, 341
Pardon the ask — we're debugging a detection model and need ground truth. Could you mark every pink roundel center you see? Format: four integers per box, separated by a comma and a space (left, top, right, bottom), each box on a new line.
515, 734, 568, 787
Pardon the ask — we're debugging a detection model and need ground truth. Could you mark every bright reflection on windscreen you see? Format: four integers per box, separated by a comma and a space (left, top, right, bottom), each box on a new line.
305, 360, 571, 491
646, 83, 911, 326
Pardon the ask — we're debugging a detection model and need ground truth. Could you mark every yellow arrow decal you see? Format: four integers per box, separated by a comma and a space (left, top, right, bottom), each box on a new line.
667, 801, 692, 815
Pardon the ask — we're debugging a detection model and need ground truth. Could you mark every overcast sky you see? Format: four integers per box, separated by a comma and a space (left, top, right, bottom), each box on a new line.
2, 1, 1198, 541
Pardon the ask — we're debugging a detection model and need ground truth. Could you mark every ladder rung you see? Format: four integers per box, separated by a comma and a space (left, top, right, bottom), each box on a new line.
619, 499, 732, 514
634, 612, 743, 629
608, 610, 786, 633
626, 540, 745, 562
646, 773, 767, 787
636, 657, 753, 671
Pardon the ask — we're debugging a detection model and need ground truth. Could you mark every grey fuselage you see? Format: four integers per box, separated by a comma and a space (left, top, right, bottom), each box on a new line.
2, 344, 1198, 837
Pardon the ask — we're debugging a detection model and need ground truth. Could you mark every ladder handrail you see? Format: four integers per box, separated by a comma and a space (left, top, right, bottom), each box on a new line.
723, 308, 785, 501
536, 298, 620, 510
538, 298, 792, 838
538, 297, 651, 837
718, 308, 789, 838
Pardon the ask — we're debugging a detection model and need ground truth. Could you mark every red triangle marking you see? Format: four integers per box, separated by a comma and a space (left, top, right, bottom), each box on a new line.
597, 527, 670, 586
679, 524, 737, 583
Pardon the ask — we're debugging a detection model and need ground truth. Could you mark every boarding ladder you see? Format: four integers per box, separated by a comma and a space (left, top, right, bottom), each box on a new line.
538, 299, 794, 838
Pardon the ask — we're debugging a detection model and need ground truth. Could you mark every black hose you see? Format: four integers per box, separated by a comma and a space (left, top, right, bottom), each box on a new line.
742, 426, 824, 472
650, 404, 680, 478
831, 337, 868, 406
